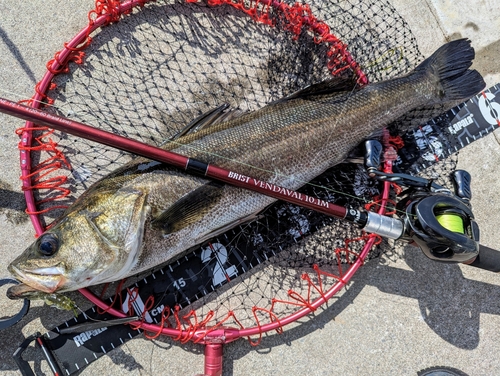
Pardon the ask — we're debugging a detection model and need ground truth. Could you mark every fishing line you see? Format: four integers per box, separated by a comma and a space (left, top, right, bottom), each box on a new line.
436, 213, 465, 234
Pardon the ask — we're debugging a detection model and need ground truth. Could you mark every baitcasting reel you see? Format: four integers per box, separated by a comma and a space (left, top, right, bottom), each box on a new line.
363, 140, 480, 264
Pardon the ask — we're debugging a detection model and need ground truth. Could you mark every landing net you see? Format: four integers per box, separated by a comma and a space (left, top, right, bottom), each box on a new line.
18, 0, 424, 345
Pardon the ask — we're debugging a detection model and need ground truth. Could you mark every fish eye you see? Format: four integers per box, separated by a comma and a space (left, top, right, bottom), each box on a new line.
37, 234, 59, 256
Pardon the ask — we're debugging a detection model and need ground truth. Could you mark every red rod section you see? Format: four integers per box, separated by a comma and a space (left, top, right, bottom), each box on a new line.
0, 97, 348, 220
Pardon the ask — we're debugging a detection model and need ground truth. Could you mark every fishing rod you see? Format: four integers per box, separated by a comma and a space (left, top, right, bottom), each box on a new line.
0, 97, 495, 270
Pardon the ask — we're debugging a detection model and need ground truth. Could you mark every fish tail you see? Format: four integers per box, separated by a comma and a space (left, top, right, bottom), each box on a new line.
415, 38, 485, 101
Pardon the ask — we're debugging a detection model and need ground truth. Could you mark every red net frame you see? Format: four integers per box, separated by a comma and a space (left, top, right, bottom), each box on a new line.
19, 0, 369, 236
16, 0, 402, 373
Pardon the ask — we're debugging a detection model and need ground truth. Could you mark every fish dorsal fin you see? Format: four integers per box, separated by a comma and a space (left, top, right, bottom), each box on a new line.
87, 188, 147, 249
151, 182, 224, 235
164, 77, 358, 150
271, 76, 359, 104
170, 104, 233, 141
161, 106, 243, 151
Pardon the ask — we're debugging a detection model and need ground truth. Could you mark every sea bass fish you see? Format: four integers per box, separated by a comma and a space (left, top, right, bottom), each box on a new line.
8, 39, 485, 300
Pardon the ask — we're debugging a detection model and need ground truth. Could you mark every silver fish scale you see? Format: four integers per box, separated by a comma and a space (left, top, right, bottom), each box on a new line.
130, 73, 435, 276
10, 39, 485, 292
172, 74, 428, 188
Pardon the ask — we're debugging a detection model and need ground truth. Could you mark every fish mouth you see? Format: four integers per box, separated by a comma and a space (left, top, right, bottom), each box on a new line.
6, 282, 40, 300
8, 265, 66, 295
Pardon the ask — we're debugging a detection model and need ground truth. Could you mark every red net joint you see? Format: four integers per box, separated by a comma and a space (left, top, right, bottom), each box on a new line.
17, 126, 73, 210
63, 34, 94, 53
387, 135, 405, 150
137, 0, 154, 7
24, 204, 69, 217
33, 83, 55, 106
193, 311, 244, 345
287, 288, 316, 311
46, 52, 72, 75
144, 305, 172, 339
47, 48, 86, 73
365, 198, 398, 215
205, 0, 273, 26
95, 280, 127, 315
249, 305, 283, 346
92, 0, 124, 24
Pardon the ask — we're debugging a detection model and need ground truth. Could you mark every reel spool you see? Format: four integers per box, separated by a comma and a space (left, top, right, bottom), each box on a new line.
436, 213, 465, 234
403, 193, 480, 263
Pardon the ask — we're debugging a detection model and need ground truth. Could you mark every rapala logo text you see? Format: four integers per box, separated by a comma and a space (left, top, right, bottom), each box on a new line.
448, 114, 474, 134
73, 327, 107, 347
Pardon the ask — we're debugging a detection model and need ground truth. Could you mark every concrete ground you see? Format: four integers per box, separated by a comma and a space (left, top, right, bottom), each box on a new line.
0, 0, 499, 375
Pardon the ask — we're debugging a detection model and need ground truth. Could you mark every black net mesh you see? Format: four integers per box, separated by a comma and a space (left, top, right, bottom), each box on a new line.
34, 0, 423, 220
25, 0, 432, 332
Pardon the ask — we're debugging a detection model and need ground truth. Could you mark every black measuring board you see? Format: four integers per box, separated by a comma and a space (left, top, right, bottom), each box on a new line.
39, 308, 142, 375
395, 83, 500, 174
34, 162, 368, 375
18, 84, 499, 375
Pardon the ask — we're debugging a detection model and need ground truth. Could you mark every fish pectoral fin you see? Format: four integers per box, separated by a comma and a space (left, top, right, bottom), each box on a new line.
271, 76, 359, 104
195, 212, 263, 245
152, 182, 224, 235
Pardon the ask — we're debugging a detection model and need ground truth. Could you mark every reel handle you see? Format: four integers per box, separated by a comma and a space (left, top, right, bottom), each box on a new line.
452, 170, 472, 200
364, 140, 383, 175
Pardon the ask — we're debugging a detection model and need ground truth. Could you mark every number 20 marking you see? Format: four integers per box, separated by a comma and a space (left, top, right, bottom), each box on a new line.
201, 243, 238, 286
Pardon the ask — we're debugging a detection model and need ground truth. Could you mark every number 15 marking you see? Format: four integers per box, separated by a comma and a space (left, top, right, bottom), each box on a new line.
173, 278, 186, 290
